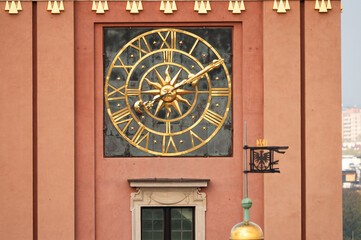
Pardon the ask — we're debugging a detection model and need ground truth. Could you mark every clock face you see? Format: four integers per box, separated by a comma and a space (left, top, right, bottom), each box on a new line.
104, 28, 232, 157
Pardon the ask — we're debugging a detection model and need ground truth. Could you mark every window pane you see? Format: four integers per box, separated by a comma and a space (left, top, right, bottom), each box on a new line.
171, 208, 194, 240
171, 231, 181, 240
142, 232, 152, 240
142, 208, 164, 240
153, 232, 164, 240
153, 220, 163, 230
143, 209, 153, 219
153, 209, 163, 219
171, 219, 182, 230
183, 232, 193, 240
171, 208, 182, 219
142, 220, 152, 231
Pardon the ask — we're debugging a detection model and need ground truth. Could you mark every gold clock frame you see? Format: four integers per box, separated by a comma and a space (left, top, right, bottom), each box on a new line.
105, 28, 232, 156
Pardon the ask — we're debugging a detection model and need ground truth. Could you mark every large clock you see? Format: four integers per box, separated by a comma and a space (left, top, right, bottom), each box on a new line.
104, 28, 232, 157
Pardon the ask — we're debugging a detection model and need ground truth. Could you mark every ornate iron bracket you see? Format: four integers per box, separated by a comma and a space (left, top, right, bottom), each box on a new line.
243, 145, 288, 173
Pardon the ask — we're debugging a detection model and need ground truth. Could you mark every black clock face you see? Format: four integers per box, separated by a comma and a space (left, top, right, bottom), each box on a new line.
104, 28, 233, 157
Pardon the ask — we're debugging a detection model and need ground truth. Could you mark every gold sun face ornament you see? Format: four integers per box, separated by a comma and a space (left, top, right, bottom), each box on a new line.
104, 28, 232, 157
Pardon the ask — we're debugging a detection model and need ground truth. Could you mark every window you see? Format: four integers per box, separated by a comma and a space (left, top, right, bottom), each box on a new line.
141, 207, 194, 240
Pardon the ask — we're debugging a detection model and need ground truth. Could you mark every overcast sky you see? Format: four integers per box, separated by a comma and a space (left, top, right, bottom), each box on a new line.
342, 0, 361, 107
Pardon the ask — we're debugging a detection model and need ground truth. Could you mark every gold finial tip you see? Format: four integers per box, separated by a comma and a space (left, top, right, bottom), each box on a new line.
230, 221, 264, 240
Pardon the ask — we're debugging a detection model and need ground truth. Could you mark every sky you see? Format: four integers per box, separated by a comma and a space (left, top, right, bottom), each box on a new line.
341, 0, 361, 107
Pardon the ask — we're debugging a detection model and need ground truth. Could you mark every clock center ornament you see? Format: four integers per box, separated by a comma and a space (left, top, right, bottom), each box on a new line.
104, 28, 232, 157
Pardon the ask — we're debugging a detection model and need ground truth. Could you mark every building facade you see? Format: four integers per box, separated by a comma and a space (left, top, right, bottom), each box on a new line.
0, 0, 342, 240
342, 108, 361, 142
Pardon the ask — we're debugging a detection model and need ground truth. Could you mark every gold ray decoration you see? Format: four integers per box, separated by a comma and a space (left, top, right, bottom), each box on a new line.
96, 0, 105, 14
194, 0, 199, 11
273, 0, 278, 10
138, 0, 143, 11
164, 0, 172, 13
16, 0, 22, 11
232, 0, 241, 14
277, 0, 286, 13
51, 0, 60, 14
198, 0, 207, 14
240, 0, 245, 11
126, 0, 131, 10
228, 0, 233, 11
285, 0, 290, 10
326, 0, 332, 9
130, 0, 139, 13
160, 0, 165, 10
5, 0, 10, 11
206, 0, 211, 11
319, 0, 327, 12
315, 0, 320, 10
59, 0, 64, 11
171, 0, 177, 11
103, 0, 109, 11
9, 0, 18, 14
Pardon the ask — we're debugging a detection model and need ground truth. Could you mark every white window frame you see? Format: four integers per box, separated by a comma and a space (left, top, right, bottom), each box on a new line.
129, 179, 208, 240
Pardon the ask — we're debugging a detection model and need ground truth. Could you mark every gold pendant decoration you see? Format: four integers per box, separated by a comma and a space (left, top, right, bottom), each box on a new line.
161, 0, 175, 14
340, 0, 343, 13
273, 0, 278, 10
240, 0, 245, 11
228, 0, 233, 11
194, 0, 199, 11
315, 0, 320, 10
104, 0, 109, 11
326, 0, 332, 10
127, 0, 142, 14
198, 0, 207, 14
232, 0, 241, 14
51, 0, 60, 14
8, 0, 18, 14
126, 0, 132, 10
277, 0, 286, 13
92, 0, 97, 11
172, 0, 177, 11
46, 0, 65, 14
272, 0, 290, 14
91, 0, 109, 14
59, 0, 64, 11
4, 0, 22, 14
164, 0, 172, 13
205, 0, 211, 11
16, 0, 22, 11
5, 0, 10, 11
319, 0, 327, 12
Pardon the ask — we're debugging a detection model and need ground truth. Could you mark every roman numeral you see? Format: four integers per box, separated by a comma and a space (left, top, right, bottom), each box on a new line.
211, 88, 231, 96
190, 130, 204, 148
189, 39, 199, 55
126, 88, 140, 96
107, 85, 125, 97
116, 118, 133, 133
111, 107, 131, 124
163, 136, 178, 153
113, 57, 132, 74
163, 50, 173, 63
158, 31, 171, 49
166, 122, 171, 134
132, 126, 149, 149
204, 109, 223, 126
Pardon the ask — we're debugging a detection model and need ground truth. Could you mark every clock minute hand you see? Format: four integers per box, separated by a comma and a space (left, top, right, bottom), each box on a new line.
174, 58, 224, 89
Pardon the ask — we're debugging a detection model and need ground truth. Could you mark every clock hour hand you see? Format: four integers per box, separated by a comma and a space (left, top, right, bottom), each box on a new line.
134, 58, 224, 113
